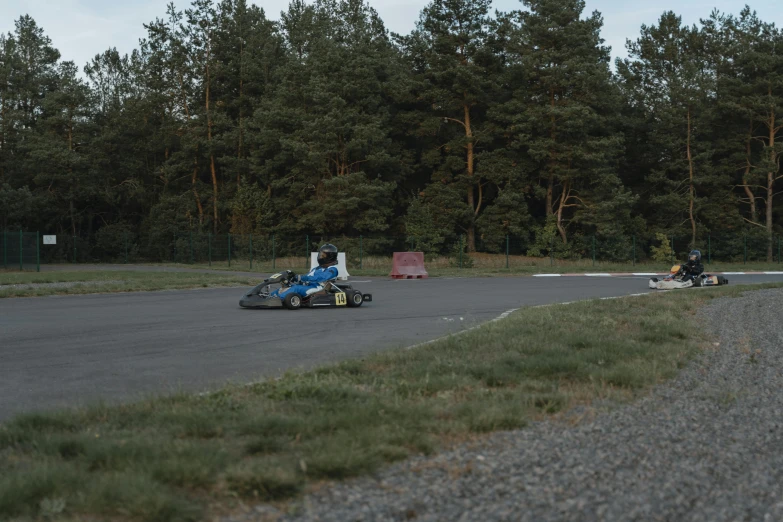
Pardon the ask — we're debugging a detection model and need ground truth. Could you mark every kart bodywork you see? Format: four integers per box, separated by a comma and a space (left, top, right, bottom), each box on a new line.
648, 265, 729, 290
239, 270, 372, 309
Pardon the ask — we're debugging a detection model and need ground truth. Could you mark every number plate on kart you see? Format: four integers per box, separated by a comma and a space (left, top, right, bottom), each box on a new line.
335, 292, 347, 306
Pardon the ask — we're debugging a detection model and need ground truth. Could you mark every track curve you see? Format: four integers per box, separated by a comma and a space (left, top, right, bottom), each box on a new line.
1, 274, 781, 421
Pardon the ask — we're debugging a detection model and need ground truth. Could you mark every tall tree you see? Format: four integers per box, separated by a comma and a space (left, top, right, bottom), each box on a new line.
248, 0, 399, 237
29, 61, 95, 237
184, 0, 221, 233
502, 0, 628, 246
140, 4, 205, 228
399, 0, 498, 251
619, 12, 713, 245
724, 8, 783, 260
84, 48, 152, 235
0, 33, 19, 214
0, 17, 61, 231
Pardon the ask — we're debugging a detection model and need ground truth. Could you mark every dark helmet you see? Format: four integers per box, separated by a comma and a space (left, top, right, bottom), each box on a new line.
317, 243, 338, 267
688, 249, 702, 265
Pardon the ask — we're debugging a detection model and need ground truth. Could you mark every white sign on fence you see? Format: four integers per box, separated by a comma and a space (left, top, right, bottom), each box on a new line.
43, 235, 56, 245
309, 252, 350, 280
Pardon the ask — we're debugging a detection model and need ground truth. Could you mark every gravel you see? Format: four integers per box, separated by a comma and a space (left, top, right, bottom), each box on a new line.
226, 288, 783, 522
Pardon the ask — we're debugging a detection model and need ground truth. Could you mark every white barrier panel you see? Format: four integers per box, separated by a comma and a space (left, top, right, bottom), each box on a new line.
310, 252, 350, 280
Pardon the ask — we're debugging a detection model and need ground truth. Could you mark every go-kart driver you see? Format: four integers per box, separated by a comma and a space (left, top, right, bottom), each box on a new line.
679, 249, 704, 282
271, 243, 339, 300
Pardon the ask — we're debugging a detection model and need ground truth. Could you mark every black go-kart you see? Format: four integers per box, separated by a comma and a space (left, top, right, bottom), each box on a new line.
239, 270, 372, 310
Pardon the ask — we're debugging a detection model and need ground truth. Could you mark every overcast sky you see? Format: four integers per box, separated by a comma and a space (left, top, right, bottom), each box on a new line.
1, 0, 781, 73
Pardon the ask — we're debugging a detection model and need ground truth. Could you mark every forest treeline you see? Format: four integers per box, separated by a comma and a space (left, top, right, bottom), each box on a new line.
0, 0, 781, 259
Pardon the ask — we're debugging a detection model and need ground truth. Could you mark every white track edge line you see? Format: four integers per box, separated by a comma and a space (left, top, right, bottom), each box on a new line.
404, 292, 653, 351
404, 307, 520, 351
197, 291, 657, 397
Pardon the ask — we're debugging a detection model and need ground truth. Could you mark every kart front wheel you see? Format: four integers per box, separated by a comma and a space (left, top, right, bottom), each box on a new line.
347, 290, 363, 307
283, 293, 302, 310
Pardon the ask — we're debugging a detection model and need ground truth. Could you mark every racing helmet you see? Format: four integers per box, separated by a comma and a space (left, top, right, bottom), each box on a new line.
687, 249, 702, 265
317, 243, 338, 267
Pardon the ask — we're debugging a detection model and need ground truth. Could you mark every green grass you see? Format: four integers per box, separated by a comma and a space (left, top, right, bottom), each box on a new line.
1, 283, 781, 521
0, 271, 259, 298
146, 256, 783, 278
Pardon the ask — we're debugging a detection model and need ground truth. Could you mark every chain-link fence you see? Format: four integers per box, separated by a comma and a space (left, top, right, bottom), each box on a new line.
1, 230, 40, 271
4, 230, 783, 272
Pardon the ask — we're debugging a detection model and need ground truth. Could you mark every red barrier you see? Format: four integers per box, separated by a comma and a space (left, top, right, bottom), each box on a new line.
390, 252, 428, 279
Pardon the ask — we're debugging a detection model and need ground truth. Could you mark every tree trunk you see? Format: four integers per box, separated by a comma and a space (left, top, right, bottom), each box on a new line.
205, 44, 219, 234
192, 158, 204, 226
743, 117, 757, 222
546, 87, 556, 217
162, 145, 170, 193
237, 32, 244, 187
767, 102, 776, 262
237, 102, 243, 186
0, 95, 5, 184
210, 155, 218, 233
464, 101, 476, 253
68, 121, 76, 237
69, 196, 76, 237
556, 181, 568, 244
546, 173, 554, 217
686, 106, 696, 246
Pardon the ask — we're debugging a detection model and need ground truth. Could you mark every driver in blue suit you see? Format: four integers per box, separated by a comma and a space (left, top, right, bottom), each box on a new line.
273, 243, 339, 299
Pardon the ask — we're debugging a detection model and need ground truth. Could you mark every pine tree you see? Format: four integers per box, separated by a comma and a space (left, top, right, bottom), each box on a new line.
618, 12, 713, 245
85, 48, 152, 236
28, 61, 95, 237
140, 4, 206, 231
724, 8, 783, 260
0, 3, 781, 260
0, 17, 60, 230
183, 0, 222, 233
501, 0, 628, 246
398, 0, 500, 251
699, 10, 749, 234
248, 0, 398, 237
212, 0, 282, 195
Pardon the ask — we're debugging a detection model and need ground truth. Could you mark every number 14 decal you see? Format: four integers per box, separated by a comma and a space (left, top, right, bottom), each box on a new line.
335, 292, 347, 306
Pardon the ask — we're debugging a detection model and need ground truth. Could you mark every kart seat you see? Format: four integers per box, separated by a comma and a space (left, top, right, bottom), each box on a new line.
324, 281, 351, 293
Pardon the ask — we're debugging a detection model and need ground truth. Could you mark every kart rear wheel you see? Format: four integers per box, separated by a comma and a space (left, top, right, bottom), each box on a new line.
283, 293, 302, 310
347, 290, 363, 307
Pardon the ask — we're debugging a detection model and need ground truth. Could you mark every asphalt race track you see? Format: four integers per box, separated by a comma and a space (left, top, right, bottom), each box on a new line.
2, 274, 782, 421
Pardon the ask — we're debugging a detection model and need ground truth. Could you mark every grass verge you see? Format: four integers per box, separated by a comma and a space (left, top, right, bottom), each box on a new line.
0, 271, 258, 298
146, 257, 783, 278
2, 283, 781, 521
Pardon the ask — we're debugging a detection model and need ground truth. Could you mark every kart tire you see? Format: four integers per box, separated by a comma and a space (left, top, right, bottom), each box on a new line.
347, 290, 363, 307
283, 293, 302, 310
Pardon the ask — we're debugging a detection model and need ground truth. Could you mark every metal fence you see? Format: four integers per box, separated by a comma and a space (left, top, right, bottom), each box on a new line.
1, 230, 41, 271
7, 230, 780, 272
